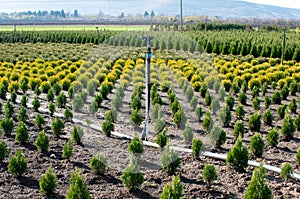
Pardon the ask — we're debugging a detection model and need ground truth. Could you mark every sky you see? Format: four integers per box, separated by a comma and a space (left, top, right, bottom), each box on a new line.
243, 0, 300, 9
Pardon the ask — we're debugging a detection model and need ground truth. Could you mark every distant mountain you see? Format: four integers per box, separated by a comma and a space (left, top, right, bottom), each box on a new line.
1, 0, 300, 19
152, 0, 300, 19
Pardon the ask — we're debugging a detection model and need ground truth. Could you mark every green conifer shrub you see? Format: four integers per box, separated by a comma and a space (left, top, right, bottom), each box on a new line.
202, 111, 213, 132
62, 140, 73, 160
281, 113, 296, 139
280, 163, 293, 182
35, 130, 49, 153
272, 90, 281, 104
233, 120, 245, 139
121, 157, 144, 191
90, 153, 106, 175
226, 137, 249, 172
236, 104, 245, 120
262, 109, 274, 126
156, 128, 168, 148
17, 106, 28, 122
182, 124, 194, 144
71, 126, 84, 145
244, 164, 272, 199
210, 125, 226, 149
238, 91, 247, 105
0, 117, 14, 136
0, 140, 9, 162
15, 122, 29, 144
51, 117, 64, 137
250, 133, 264, 158
248, 112, 261, 132
160, 175, 183, 199
192, 138, 203, 158
266, 127, 279, 148
66, 169, 91, 199
202, 164, 218, 187
39, 167, 57, 195
8, 150, 28, 177
161, 144, 181, 175
264, 96, 271, 108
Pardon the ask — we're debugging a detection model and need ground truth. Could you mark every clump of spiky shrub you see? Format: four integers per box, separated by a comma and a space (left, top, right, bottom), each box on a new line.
272, 90, 281, 104
192, 138, 203, 158
17, 106, 28, 122
205, 90, 212, 105
71, 126, 84, 145
174, 109, 187, 129
236, 104, 245, 120
65, 169, 91, 199
182, 123, 194, 144
0, 117, 14, 136
102, 119, 114, 137
219, 106, 231, 126
64, 108, 73, 122
233, 120, 245, 139
277, 104, 287, 119
202, 164, 218, 187
244, 164, 272, 199
281, 113, 296, 139
238, 91, 247, 105
225, 95, 234, 111
195, 105, 203, 122
160, 175, 183, 199
263, 109, 274, 126
20, 94, 28, 107
252, 97, 260, 111
248, 112, 261, 132
226, 137, 249, 172
90, 153, 107, 175
210, 98, 220, 115
15, 122, 29, 144
280, 163, 293, 182
154, 117, 166, 133
8, 150, 28, 177
152, 103, 162, 120
62, 140, 73, 160
51, 117, 65, 137
156, 128, 168, 148
56, 92, 67, 108
128, 135, 144, 159
250, 133, 264, 158
264, 96, 271, 108
130, 109, 142, 126
210, 125, 226, 149
202, 111, 213, 132
35, 130, 49, 153
280, 85, 289, 100
267, 127, 279, 148
121, 157, 144, 191
161, 144, 181, 175
4, 100, 14, 118
0, 140, 9, 162
39, 167, 57, 195
289, 98, 297, 114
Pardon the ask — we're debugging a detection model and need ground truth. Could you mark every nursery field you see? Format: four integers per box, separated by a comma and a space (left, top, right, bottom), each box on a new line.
0, 37, 300, 199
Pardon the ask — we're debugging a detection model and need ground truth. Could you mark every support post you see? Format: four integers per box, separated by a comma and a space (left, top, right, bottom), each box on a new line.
180, 0, 183, 32
142, 36, 153, 141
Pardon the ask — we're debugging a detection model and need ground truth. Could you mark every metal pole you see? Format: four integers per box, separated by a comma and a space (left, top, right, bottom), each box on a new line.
142, 36, 153, 141
180, 0, 183, 32
281, 28, 286, 65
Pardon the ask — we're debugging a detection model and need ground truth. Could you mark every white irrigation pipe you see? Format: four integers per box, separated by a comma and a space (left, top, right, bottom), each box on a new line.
12, 97, 300, 180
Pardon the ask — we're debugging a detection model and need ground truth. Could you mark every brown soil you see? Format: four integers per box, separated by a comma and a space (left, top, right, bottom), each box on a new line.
0, 73, 300, 198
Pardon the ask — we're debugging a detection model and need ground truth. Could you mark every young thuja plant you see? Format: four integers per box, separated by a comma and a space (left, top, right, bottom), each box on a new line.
10, 90, 17, 103
4, 100, 14, 118
173, 109, 187, 129
225, 95, 234, 111
272, 90, 281, 105
182, 123, 194, 144
51, 117, 65, 138
248, 112, 262, 132
264, 96, 271, 108
62, 140, 73, 160
233, 120, 245, 140
35, 114, 45, 129
277, 104, 287, 119
46, 88, 55, 102
90, 153, 107, 175
0, 140, 9, 162
156, 127, 168, 148
128, 135, 144, 159
202, 111, 214, 132
192, 138, 203, 159
39, 167, 57, 195
219, 106, 231, 126
262, 109, 274, 126
281, 112, 296, 139
48, 102, 56, 116
252, 97, 260, 111
244, 164, 272, 199
32, 96, 41, 112
56, 92, 67, 108
66, 169, 91, 199
71, 125, 84, 145
121, 157, 144, 191
280, 163, 293, 182
154, 117, 166, 133
226, 137, 249, 172
267, 127, 279, 148
102, 118, 114, 137
130, 109, 142, 126
64, 108, 73, 122
35, 130, 50, 153
15, 122, 29, 144
249, 133, 264, 158
21, 94, 28, 107
238, 91, 247, 105
160, 175, 183, 199
195, 105, 203, 122
0, 117, 14, 136
210, 98, 220, 115
289, 98, 297, 114
236, 104, 245, 120
17, 106, 29, 122
161, 143, 181, 175
8, 149, 28, 177
202, 164, 218, 188
210, 125, 226, 149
